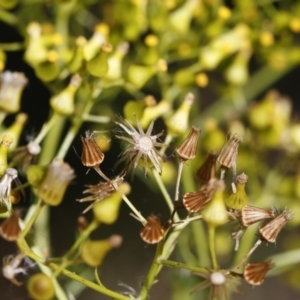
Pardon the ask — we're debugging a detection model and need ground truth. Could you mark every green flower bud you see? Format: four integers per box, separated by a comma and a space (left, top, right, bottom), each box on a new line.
50, 74, 82, 116
0, 71, 28, 114
174, 69, 195, 88
166, 93, 194, 137
127, 64, 156, 89
105, 42, 129, 81
93, 182, 130, 224
140, 100, 171, 128
35, 50, 60, 82
26, 165, 47, 188
202, 181, 228, 227
24, 22, 48, 67
0, 135, 13, 177
83, 23, 109, 61
225, 173, 248, 209
68, 36, 87, 74
81, 235, 122, 267
225, 50, 251, 86
87, 43, 112, 78
37, 158, 75, 206
27, 273, 55, 300
168, 0, 198, 34
201, 119, 226, 152
0, 113, 28, 151
123, 100, 145, 123
141, 35, 159, 65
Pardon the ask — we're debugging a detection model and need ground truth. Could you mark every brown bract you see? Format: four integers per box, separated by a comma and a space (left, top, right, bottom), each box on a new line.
244, 260, 275, 286
140, 214, 164, 244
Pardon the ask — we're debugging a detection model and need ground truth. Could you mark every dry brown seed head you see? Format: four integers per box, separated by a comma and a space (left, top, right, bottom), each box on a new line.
241, 205, 276, 227
196, 152, 217, 183
0, 210, 21, 241
244, 260, 275, 286
259, 209, 293, 243
176, 126, 201, 161
140, 214, 164, 244
183, 187, 213, 212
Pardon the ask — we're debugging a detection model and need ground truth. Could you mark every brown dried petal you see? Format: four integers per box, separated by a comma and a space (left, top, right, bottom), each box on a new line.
241, 205, 276, 227
0, 211, 21, 241
259, 209, 293, 243
244, 260, 275, 286
196, 152, 217, 183
176, 126, 201, 161
217, 134, 242, 169
81, 132, 104, 167
140, 214, 164, 244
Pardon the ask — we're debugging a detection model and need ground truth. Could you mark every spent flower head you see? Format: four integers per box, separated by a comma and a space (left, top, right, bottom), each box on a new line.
191, 269, 239, 299
2, 253, 26, 286
115, 116, 165, 176
0, 168, 18, 214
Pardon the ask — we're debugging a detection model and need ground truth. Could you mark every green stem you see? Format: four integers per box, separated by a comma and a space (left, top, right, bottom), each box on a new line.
52, 219, 99, 278
208, 225, 218, 269
20, 199, 44, 238
139, 241, 164, 300
152, 169, 176, 217
0, 8, 18, 26
0, 42, 24, 51
159, 259, 206, 273
34, 113, 60, 145
48, 262, 132, 300
56, 101, 93, 159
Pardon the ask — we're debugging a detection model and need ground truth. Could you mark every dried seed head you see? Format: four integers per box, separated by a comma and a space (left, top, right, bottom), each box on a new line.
241, 205, 276, 227
196, 152, 217, 183
176, 126, 201, 161
77, 177, 123, 213
259, 208, 293, 243
0, 168, 18, 214
244, 260, 275, 286
81, 131, 105, 167
183, 186, 213, 212
115, 116, 165, 176
140, 214, 164, 244
0, 210, 21, 241
217, 133, 242, 169
12, 141, 41, 169
2, 252, 25, 286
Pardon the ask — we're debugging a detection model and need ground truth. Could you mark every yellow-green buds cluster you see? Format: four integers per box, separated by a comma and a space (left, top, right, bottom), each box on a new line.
202, 181, 228, 227
50, 74, 82, 116
93, 182, 130, 224
225, 173, 248, 209
0, 72, 28, 114
166, 92, 194, 136
81, 235, 122, 267
37, 158, 75, 206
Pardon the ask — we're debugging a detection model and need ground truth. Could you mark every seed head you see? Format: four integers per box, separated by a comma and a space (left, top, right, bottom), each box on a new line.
244, 260, 275, 286
196, 152, 218, 183
140, 214, 164, 244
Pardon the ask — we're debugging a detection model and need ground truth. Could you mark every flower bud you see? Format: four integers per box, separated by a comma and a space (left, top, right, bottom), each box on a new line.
166, 92, 194, 136
201, 119, 226, 152
26, 165, 47, 187
225, 173, 248, 209
37, 158, 75, 206
81, 235, 122, 267
0, 113, 28, 151
27, 273, 55, 300
168, 0, 198, 34
140, 100, 171, 128
289, 17, 300, 33
35, 50, 60, 82
105, 42, 129, 81
68, 36, 87, 74
83, 23, 109, 61
24, 22, 48, 66
202, 181, 228, 226
127, 64, 156, 89
195, 72, 209, 87
87, 43, 112, 78
0, 135, 13, 177
50, 74, 82, 116
0, 71, 28, 114
92, 182, 130, 224
259, 31, 274, 47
